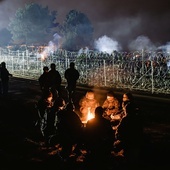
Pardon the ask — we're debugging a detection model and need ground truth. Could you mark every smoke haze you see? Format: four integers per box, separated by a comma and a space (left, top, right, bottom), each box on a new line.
94, 35, 122, 54
0, 0, 170, 51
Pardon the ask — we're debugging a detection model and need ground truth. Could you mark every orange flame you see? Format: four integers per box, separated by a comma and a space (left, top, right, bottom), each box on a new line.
87, 111, 95, 121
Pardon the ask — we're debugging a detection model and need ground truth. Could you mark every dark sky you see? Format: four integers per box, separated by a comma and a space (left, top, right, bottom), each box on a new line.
0, 0, 170, 50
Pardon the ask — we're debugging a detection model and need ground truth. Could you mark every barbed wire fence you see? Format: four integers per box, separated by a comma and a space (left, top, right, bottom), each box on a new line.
0, 47, 170, 95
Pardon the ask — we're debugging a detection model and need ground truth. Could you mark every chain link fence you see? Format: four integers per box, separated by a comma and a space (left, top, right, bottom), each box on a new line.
0, 47, 170, 94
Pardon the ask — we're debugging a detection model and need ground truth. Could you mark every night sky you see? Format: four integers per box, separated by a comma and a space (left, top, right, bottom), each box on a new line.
0, 0, 170, 51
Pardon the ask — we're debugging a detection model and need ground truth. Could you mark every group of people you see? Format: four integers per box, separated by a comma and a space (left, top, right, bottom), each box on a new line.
0, 61, 13, 96
79, 90, 143, 161
37, 62, 81, 159
38, 63, 62, 100
36, 62, 144, 168
38, 62, 79, 102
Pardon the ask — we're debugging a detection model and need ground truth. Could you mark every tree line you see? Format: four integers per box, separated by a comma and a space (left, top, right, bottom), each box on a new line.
0, 2, 94, 51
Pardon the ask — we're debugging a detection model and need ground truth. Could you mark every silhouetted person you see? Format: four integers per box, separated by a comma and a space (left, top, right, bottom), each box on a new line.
64, 62, 80, 102
115, 92, 143, 168
56, 102, 83, 160
47, 63, 62, 99
35, 91, 55, 144
38, 66, 49, 95
0, 62, 12, 95
47, 97, 66, 146
84, 106, 114, 168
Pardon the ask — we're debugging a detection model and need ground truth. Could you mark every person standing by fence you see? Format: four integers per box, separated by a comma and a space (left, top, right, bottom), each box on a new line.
47, 63, 62, 100
64, 62, 80, 102
0, 62, 13, 96
38, 66, 49, 95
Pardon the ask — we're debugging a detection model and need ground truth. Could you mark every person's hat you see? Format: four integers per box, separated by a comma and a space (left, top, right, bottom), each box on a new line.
43, 66, 49, 71
107, 91, 115, 97
95, 106, 104, 116
86, 91, 94, 100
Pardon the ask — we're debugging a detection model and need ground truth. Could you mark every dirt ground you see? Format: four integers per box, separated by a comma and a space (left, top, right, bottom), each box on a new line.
0, 77, 170, 169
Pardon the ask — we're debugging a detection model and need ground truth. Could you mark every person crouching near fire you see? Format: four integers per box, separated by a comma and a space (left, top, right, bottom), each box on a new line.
79, 90, 99, 123
102, 91, 127, 131
102, 91, 121, 121
114, 92, 143, 168
84, 106, 114, 169
35, 91, 55, 144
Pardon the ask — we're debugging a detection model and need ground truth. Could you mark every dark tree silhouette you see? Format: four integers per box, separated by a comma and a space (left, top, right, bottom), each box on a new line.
58, 10, 94, 51
7, 3, 58, 45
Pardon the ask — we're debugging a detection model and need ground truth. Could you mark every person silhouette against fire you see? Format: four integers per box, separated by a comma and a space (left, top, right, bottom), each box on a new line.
35, 90, 55, 145
56, 102, 83, 161
115, 92, 143, 169
84, 106, 114, 169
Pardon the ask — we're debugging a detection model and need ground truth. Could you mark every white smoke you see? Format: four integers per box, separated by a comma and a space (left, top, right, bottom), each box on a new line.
94, 35, 122, 54
78, 47, 89, 56
53, 33, 62, 48
158, 42, 170, 53
167, 61, 170, 67
128, 35, 157, 51
46, 33, 62, 53
40, 32, 62, 60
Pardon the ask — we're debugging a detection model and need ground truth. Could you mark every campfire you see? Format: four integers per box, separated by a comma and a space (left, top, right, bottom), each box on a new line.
82, 108, 95, 127
87, 110, 95, 121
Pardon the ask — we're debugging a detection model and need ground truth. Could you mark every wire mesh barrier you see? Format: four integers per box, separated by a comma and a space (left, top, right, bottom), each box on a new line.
0, 47, 170, 94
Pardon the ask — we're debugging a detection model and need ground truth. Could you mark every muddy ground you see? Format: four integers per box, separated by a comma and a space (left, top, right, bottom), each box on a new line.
0, 77, 170, 170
